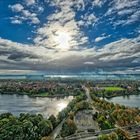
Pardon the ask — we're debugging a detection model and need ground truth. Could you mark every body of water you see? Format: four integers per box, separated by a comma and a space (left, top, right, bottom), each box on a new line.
0, 74, 140, 80
0, 94, 73, 118
106, 94, 140, 108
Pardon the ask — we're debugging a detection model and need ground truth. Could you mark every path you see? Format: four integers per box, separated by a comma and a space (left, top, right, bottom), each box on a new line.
50, 119, 66, 139
82, 85, 97, 112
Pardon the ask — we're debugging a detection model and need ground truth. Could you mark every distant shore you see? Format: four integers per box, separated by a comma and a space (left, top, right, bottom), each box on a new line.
0, 92, 75, 98
101, 92, 140, 99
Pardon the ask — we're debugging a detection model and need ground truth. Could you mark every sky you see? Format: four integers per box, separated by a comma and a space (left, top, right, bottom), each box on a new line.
0, 0, 140, 75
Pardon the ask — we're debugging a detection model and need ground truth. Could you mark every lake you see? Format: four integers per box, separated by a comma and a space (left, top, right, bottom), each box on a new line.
106, 94, 140, 108
0, 94, 73, 118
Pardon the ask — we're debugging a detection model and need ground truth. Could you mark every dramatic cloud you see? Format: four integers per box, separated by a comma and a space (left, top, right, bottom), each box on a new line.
0, 36, 140, 73
0, 0, 139, 74
34, 0, 88, 49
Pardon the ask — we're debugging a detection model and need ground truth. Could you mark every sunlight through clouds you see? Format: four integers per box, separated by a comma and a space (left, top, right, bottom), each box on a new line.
34, 0, 88, 50
0, 0, 139, 74
54, 31, 72, 50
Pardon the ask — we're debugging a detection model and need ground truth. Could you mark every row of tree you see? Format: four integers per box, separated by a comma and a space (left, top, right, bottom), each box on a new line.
0, 80, 84, 97
0, 113, 53, 140
60, 112, 77, 137
88, 80, 140, 98
98, 129, 131, 140
0, 93, 87, 140
91, 95, 140, 129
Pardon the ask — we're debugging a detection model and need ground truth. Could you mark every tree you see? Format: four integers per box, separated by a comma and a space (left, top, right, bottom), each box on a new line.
38, 120, 53, 136
41, 136, 52, 140
109, 132, 119, 140
0, 113, 54, 140
68, 112, 74, 120
61, 118, 77, 137
98, 134, 111, 140
48, 115, 57, 128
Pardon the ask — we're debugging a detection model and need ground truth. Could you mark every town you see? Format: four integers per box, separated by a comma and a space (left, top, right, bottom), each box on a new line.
0, 79, 140, 140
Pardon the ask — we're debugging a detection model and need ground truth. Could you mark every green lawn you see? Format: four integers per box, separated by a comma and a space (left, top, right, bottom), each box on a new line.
32, 92, 49, 97
104, 87, 125, 91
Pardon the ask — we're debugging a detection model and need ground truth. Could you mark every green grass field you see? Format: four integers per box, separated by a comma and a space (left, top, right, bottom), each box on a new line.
32, 92, 49, 97
104, 87, 125, 91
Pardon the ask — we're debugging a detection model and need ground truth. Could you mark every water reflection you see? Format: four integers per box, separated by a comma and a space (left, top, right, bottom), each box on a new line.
0, 94, 73, 118
106, 94, 140, 108
57, 102, 67, 112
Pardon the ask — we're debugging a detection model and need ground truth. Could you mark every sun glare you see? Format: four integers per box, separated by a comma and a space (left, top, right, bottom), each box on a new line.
54, 31, 71, 50
57, 102, 67, 111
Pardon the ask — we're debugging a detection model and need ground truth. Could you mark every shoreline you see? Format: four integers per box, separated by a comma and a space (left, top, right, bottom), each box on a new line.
0, 92, 75, 98
101, 92, 140, 99
1, 91, 140, 99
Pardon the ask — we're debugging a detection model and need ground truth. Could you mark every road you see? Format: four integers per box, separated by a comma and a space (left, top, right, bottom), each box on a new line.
51, 85, 95, 139
50, 85, 94, 140
83, 85, 92, 102
50, 119, 66, 139
82, 85, 97, 113
52, 85, 140, 140
56, 124, 140, 140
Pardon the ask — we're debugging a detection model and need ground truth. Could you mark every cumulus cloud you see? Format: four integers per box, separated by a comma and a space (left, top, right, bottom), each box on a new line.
34, 0, 88, 49
9, 3, 40, 24
11, 19, 22, 24
0, 35, 140, 73
25, 0, 36, 6
22, 10, 40, 24
2, 0, 140, 74
9, 4, 24, 12
79, 13, 97, 27
92, 0, 103, 7
105, 0, 140, 26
